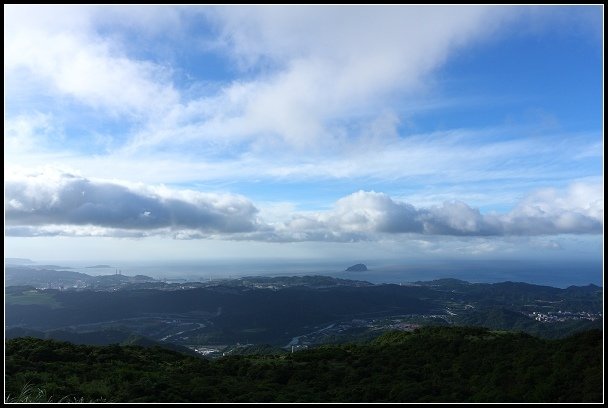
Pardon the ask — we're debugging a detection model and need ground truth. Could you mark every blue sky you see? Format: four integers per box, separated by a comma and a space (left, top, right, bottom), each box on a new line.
4, 5, 603, 264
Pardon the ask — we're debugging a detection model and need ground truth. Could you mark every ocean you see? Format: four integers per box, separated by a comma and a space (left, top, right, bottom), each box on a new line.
44, 258, 603, 289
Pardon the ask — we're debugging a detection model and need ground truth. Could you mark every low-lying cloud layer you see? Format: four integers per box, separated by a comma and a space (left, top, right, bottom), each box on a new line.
6, 170, 260, 236
272, 189, 603, 242
6, 171, 603, 241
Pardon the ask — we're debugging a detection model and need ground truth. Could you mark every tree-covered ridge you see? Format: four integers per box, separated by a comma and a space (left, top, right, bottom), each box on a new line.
6, 277, 602, 346
5, 327, 602, 403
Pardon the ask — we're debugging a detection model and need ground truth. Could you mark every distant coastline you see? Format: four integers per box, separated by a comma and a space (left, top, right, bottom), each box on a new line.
5, 258, 35, 264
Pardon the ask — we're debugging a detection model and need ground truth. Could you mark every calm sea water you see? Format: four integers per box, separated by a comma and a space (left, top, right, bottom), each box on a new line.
47, 258, 603, 289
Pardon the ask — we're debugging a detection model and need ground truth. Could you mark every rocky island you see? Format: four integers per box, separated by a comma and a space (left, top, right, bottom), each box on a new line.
345, 263, 368, 272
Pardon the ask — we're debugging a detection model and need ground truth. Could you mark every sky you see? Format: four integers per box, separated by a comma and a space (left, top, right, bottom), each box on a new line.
4, 5, 604, 266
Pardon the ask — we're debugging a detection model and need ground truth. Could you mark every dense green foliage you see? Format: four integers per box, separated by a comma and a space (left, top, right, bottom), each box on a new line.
5, 327, 602, 402
5, 327, 200, 357
6, 278, 602, 345
453, 306, 602, 338
6, 284, 437, 344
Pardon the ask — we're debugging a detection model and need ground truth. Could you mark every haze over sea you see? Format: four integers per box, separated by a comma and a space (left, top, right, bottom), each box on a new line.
41, 259, 602, 289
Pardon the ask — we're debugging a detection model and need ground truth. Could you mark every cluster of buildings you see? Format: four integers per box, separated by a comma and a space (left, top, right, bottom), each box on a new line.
528, 310, 602, 323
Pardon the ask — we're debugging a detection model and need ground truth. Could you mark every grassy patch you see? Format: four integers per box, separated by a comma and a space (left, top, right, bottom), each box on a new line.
6, 290, 63, 309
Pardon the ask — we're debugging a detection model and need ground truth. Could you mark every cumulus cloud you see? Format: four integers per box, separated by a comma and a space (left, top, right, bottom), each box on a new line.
5, 170, 602, 240
6, 168, 603, 240
273, 187, 603, 241
503, 183, 604, 234
5, 169, 260, 236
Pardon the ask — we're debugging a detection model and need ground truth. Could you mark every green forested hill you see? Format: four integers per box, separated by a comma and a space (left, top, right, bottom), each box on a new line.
5, 327, 602, 403
6, 278, 602, 346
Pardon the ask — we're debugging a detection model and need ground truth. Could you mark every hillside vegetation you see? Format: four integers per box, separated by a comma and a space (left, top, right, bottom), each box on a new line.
5, 326, 602, 403
6, 277, 602, 346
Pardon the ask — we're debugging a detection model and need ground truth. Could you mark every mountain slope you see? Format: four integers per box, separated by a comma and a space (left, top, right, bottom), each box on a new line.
5, 327, 602, 403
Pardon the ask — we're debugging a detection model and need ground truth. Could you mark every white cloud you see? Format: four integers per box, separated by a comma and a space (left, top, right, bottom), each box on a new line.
5, 169, 261, 235
6, 169, 602, 240
3, 6, 602, 256
273, 186, 603, 241
5, 5, 179, 119
504, 183, 604, 234
124, 6, 510, 151
5, 113, 59, 152
211, 6, 496, 72
423, 201, 501, 235
4, 6, 599, 199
